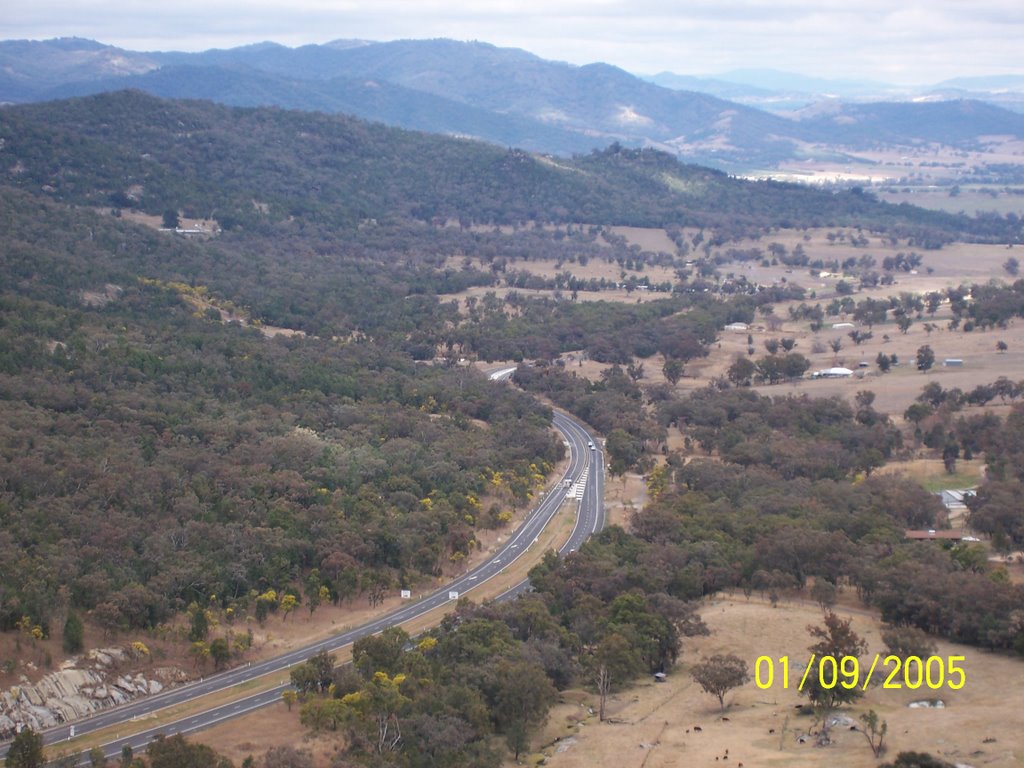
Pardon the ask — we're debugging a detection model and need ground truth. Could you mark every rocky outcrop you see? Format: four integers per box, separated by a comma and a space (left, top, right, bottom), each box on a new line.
0, 647, 186, 740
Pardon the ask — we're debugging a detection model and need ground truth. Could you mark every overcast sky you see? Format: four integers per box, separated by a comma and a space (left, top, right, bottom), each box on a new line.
8, 1, 1024, 84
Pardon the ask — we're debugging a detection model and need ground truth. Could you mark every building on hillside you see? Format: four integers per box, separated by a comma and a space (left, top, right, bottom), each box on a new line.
909, 532, 970, 544
905, 529, 978, 541
937, 489, 975, 510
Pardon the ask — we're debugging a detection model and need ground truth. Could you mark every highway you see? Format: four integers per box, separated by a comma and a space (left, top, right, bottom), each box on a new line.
20, 390, 605, 761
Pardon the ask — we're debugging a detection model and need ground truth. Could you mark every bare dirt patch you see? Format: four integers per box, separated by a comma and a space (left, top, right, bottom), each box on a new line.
608, 226, 678, 254
605, 471, 647, 529
107, 209, 220, 236
194, 703, 343, 766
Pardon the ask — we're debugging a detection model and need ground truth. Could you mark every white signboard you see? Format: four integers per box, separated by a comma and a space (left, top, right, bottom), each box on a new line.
400, 589, 411, 599
448, 591, 459, 600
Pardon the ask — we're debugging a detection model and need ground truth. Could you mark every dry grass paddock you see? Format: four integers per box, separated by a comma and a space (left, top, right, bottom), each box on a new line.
463, 225, 1024, 424
521, 597, 1024, 768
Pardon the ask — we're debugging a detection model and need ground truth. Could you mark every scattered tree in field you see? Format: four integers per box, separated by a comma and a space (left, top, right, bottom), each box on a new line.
161, 209, 180, 229
860, 709, 888, 758
727, 355, 756, 386
942, 438, 960, 474
916, 345, 935, 372
280, 593, 298, 621
801, 611, 867, 716
689, 654, 751, 712
662, 357, 684, 385
1004, 256, 1020, 276
304, 570, 324, 617
755, 352, 810, 384
810, 580, 838, 612
590, 632, 641, 721
493, 660, 557, 760
282, 689, 298, 711
997, 340, 1008, 354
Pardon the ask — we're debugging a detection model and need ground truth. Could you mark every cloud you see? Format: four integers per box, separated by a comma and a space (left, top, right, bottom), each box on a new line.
6, 1, 1024, 82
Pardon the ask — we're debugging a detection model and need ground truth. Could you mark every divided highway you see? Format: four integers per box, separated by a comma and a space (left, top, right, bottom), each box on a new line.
21, 393, 605, 761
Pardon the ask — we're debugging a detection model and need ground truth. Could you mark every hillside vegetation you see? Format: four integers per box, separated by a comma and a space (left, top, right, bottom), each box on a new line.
2, 91, 1024, 765
2, 91, 1017, 243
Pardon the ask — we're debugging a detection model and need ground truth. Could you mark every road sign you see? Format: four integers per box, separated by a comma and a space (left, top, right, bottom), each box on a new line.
400, 590, 411, 599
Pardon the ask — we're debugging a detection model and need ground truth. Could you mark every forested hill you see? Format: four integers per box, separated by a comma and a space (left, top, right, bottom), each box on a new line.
5, 38, 1024, 169
5, 82, 1024, 766
1, 90, 1018, 243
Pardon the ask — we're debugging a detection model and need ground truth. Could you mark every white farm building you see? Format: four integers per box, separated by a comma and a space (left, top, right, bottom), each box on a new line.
811, 367, 853, 379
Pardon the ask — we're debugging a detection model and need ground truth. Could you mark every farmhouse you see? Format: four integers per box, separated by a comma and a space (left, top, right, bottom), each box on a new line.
905, 529, 974, 541
811, 367, 853, 379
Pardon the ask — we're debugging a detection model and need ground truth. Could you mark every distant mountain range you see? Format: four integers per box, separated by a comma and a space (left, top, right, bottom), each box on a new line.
2, 37, 1023, 170
645, 69, 1024, 115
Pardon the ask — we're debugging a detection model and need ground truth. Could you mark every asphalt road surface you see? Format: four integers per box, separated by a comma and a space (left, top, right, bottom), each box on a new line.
15, 402, 605, 762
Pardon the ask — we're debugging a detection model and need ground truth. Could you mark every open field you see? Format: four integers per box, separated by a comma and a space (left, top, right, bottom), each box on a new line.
877, 187, 1024, 217
460, 224, 1024, 424
744, 137, 1024, 204
521, 596, 1024, 768
446, 222, 1022, 311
